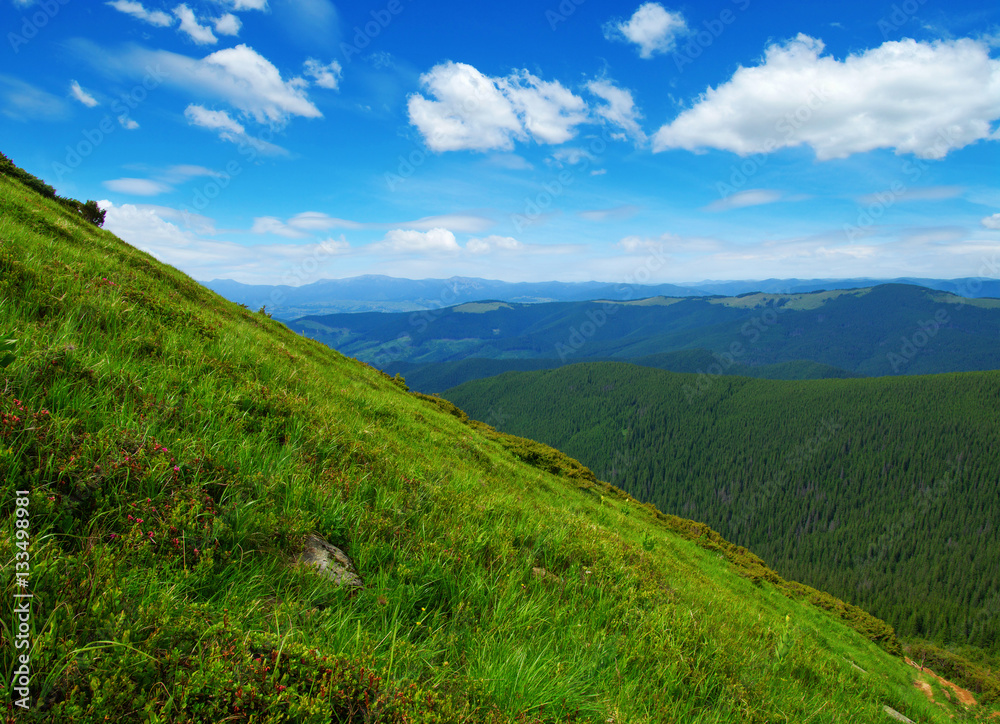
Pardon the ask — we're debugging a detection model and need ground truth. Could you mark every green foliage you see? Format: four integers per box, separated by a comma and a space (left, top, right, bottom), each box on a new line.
0, 155, 991, 723
444, 362, 1000, 654
0, 337, 15, 368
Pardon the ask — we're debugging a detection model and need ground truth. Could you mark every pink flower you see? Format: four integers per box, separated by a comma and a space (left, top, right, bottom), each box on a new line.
173, 466, 179, 472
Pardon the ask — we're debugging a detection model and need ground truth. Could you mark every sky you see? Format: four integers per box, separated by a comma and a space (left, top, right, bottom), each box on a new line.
3, 0, 1000, 286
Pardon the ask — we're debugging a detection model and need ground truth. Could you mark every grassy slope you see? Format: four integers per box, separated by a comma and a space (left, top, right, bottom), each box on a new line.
0, 170, 991, 723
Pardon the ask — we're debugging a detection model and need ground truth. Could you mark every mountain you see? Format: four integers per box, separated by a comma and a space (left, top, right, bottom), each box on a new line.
391, 351, 857, 395
443, 362, 1000, 655
690, 277, 1000, 298
3, 157, 991, 721
202, 276, 704, 319
286, 286, 1000, 391
205, 276, 1000, 321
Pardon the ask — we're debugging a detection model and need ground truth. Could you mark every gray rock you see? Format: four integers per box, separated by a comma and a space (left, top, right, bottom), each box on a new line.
298, 534, 363, 588
882, 705, 915, 723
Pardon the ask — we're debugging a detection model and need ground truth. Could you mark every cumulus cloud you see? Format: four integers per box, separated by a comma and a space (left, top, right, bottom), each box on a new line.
466, 236, 523, 254
103, 178, 172, 196
214, 13, 242, 36
604, 3, 688, 59
376, 228, 460, 254
983, 213, 1000, 230
703, 189, 784, 212
118, 115, 140, 129
408, 61, 587, 152
174, 4, 217, 44
653, 35, 1000, 160
105, 1, 173, 26
303, 58, 342, 90
69, 80, 99, 107
586, 79, 645, 141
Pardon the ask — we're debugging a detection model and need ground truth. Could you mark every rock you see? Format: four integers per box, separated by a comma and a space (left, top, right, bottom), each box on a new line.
882, 705, 915, 723
298, 534, 363, 588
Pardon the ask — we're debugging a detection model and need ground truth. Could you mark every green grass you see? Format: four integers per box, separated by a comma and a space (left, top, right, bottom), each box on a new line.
0, 164, 997, 722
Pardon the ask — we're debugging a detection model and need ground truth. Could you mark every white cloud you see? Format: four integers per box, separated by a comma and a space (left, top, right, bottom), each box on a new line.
118, 115, 140, 129
497, 70, 588, 145
550, 147, 595, 166
184, 104, 245, 135
251, 216, 310, 238
174, 4, 218, 44
408, 61, 587, 152
184, 103, 288, 155
100, 201, 350, 284
487, 154, 533, 170
69, 80, 99, 108
604, 3, 688, 59
304, 58, 342, 90
654, 35, 1000, 160
104, 178, 172, 196
402, 214, 493, 233
232, 0, 268, 9
704, 189, 784, 212
214, 13, 242, 36
90, 42, 317, 132
466, 235, 523, 254
199, 44, 319, 123
377, 228, 460, 254
0, 76, 69, 121
105, 1, 173, 26
579, 205, 640, 222
983, 213, 1000, 230
586, 79, 645, 141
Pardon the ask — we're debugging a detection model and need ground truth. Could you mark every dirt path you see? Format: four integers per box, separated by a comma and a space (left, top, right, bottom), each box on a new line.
905, 657, 978, 707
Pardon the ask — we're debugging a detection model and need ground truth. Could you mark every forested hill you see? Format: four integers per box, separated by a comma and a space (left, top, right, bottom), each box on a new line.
444, 363, 1000, 652
287, 285, 1000, 389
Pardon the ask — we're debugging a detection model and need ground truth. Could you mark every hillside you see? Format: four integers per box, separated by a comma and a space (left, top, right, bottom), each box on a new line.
2, 163, 995, 722
444, 362, 1000, 655
287, 286, 1000, 388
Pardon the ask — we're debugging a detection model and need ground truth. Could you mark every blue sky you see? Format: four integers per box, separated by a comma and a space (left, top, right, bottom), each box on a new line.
3, 0, 1000, 285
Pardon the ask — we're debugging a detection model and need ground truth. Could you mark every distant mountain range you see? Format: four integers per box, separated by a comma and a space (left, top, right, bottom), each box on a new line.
284, 284, 1000, 391
203, 274, 1000, 319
